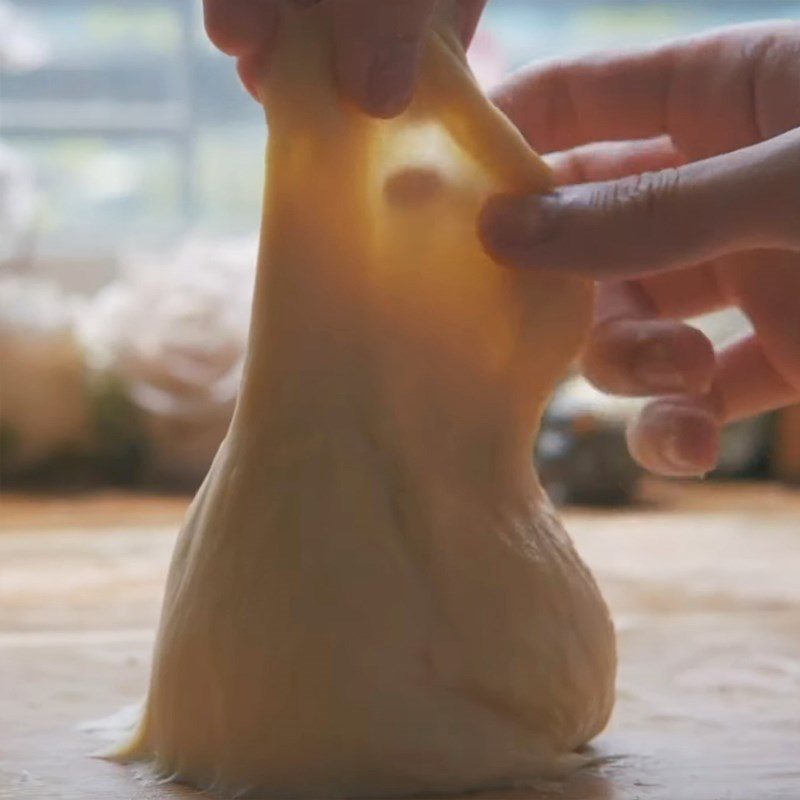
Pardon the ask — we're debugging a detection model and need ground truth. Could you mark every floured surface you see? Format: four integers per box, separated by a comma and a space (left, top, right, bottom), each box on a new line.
1, 486, 799, 800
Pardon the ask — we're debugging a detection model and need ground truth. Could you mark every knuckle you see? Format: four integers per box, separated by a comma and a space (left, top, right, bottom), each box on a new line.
594, 168, 682, 221
548, 151, 588, 185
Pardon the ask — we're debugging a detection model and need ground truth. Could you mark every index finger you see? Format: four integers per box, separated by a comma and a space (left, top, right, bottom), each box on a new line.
492, 21, 800, 156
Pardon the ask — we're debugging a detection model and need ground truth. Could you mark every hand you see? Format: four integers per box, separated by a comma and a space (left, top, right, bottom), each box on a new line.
203, 0, 488, 117
479, 21, 800, 478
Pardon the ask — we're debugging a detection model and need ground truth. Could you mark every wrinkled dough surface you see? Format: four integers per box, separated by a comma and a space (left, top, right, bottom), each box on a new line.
111, 7, 616, 798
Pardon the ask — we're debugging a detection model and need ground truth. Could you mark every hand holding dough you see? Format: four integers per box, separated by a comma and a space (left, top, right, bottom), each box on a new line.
111, 7, 616, 798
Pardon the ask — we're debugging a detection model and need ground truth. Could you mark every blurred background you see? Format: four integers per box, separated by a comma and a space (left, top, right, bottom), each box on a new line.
2, 0, 800, 501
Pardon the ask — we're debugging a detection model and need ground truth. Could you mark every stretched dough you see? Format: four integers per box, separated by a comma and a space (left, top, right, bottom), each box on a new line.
111, 7, 616, 798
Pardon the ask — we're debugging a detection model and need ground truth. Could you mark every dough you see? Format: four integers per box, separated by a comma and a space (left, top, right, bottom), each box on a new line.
110, 7, 616, 797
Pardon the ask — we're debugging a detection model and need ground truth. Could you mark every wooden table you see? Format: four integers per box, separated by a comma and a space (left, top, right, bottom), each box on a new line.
1, 483, 799, 800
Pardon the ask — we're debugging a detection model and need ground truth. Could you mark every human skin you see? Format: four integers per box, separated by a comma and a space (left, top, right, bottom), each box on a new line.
202, 0, 488, 117
480, 21, 800, 478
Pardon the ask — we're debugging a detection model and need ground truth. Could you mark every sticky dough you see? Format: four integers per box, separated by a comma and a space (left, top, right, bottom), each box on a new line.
110, 7, 616, 798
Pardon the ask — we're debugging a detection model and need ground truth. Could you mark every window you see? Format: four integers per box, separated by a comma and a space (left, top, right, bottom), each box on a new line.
2, 0, 798, 272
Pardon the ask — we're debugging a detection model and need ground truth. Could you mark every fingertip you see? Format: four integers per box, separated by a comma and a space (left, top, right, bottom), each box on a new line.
204, 0, 279, 58
356, 37, 422, 118
628, 399, 721, 478
632, 324, 716, 396
332, 1, 431, 119
203, 0, 243, 55
458, 0, 488, 46
478, 194, 548, 267
674, 325, 716, 395
583, 320, 716, 397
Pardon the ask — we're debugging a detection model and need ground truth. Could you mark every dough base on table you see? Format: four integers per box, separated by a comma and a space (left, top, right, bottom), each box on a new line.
107, 6, 616, 798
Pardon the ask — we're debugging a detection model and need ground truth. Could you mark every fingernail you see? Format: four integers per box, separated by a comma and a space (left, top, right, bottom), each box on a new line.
367, 39, 418, 118
633, 340, 686, 393
481, 195, 548, 254
661, 428, 699, 474
659, 412, 717, 475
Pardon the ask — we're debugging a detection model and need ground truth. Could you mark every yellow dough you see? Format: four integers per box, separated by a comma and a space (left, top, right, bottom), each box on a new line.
111, 7, 615, 797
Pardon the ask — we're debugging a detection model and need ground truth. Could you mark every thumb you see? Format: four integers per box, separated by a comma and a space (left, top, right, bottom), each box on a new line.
332, 0, 435, 118
480, 128, 800, 279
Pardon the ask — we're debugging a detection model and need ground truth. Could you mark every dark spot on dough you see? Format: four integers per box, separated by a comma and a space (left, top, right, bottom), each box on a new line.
384, 167, 444, 207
